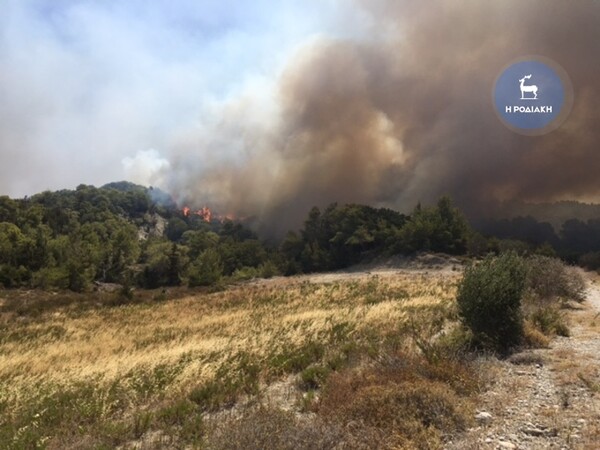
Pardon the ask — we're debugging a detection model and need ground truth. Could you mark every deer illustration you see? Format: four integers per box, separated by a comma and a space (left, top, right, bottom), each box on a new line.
519, 74, 538, 100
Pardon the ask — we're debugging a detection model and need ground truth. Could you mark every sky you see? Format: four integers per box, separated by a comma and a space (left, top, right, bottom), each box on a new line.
0, 0, 361, 196
2, 0, 600, 234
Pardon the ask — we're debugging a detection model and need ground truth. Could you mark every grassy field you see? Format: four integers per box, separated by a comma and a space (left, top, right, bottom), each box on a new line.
0, 269, 475, 449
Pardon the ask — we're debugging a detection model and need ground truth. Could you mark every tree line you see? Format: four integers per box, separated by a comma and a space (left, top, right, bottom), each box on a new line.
0, 182, 598, 291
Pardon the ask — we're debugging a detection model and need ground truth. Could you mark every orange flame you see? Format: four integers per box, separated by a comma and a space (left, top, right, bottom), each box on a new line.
182, 206, 213, 222
197, 206, 212, 223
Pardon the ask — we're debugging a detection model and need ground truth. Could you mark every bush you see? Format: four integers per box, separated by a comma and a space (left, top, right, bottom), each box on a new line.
318, 365, 474, 450
526, 255, 586, 302
457, 253, 527, 353
205, 406, 350, 450
231, 266, 259, 281
529, 305, 570, 337
31, 266, 70, 290
258, 260, 279, 279
0, 264, 30, 288
300, 365, 331, 390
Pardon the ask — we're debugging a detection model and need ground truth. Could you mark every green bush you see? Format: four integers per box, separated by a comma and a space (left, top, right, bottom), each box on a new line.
0, 264, 31, 288
31, 266, 70, 290
457, 253, 527, 353
258, 260, 279, 279
231, 266, 259, 281
300, 365, 331, 390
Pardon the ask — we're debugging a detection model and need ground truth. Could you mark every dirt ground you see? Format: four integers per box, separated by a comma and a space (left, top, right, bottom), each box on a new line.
448, 270, 600, 450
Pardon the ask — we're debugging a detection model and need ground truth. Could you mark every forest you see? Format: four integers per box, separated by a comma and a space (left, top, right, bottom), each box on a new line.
0, 181, 599, 292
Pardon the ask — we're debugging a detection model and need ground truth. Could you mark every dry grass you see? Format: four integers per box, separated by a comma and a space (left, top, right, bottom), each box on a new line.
314, 351, 478, 450
0, 271, 460, 448
0, 273, 456, 384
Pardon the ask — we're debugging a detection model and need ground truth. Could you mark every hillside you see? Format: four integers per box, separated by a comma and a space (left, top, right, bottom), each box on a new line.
0, 185, 470, 292
4, 183, 600, 295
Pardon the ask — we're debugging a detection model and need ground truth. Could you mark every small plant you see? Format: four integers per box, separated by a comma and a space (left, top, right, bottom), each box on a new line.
205, 405, 347, 450
300, 365, 330, 390
269, 341, 326, 374
153, 289, 168, 301
529, 305, 570, 337
578, 372, 600, 393
522, 320, 550, 348
457, 252, 526, 354
318, 360, 475, 449
132, 411, 154, 438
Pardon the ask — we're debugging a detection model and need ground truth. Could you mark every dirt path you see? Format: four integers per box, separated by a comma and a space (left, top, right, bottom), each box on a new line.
449, 273, 600, 450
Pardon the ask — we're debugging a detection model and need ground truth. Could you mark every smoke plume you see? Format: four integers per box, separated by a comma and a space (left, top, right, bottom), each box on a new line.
163, 0, 600, 234
5, 1, 596, 233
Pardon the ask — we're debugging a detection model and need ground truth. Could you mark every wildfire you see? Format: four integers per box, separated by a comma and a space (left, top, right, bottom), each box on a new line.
182, 206, 212, 222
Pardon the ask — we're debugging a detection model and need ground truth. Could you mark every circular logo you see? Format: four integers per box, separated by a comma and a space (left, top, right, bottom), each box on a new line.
493, 57, 573, 135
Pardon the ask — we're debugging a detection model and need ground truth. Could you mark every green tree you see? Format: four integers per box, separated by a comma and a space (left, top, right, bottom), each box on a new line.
218, 239, 268, 275
457, 253, 526, 353
435, 196, 469, 253
166, 218, 189, 241
138, 239, 173, 288
188, 248, 223, 287
182, 230, 219, 260
398, 197, 469, 254
0, 222, 32, 287
167, 243, 182, 286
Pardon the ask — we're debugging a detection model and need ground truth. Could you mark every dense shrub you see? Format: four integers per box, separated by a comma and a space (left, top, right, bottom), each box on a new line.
457, 252, 527, 353
231, 266, 259, 281
526, 255, 586, 302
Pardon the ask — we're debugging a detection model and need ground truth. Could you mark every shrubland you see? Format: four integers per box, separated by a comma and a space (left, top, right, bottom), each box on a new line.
0, 270, 483, 449
0, 247, 589, 448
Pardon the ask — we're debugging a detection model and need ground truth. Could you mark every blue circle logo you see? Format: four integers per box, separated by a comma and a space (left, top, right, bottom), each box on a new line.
493, 57, 572, 135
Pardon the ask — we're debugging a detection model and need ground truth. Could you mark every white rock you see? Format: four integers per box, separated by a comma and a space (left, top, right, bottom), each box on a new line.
498, 441, 517, 449
475, 411, 493, 422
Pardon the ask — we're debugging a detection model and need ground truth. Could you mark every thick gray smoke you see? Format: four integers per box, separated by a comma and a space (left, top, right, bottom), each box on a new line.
165, 0, 600, 233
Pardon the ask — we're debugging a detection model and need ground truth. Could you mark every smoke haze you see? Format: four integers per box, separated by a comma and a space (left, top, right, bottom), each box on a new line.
165, 0, 600, 233
2, 1, 600, 233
